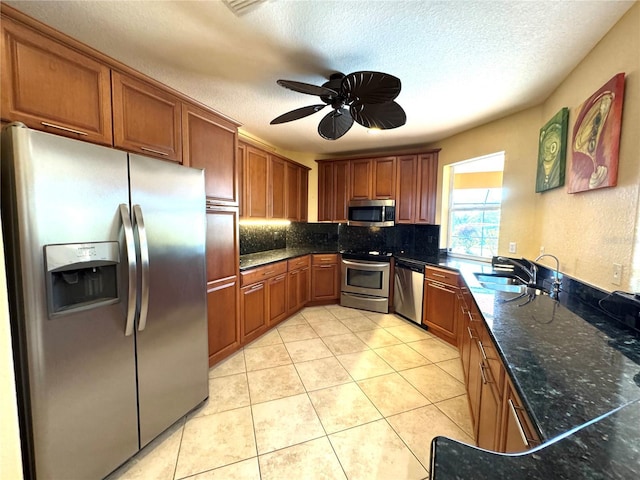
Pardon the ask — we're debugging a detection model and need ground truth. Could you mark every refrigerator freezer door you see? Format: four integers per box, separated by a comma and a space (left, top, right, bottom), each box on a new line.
129, 154, 209, 447
1, 126, 139, 479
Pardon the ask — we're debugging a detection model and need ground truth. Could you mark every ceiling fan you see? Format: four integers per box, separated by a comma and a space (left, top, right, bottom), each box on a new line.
270, 71, 406, 140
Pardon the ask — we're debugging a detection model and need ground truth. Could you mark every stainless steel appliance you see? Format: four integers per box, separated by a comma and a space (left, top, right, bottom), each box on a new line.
347, 199, 395, 227
394, 258, 426, 325
340, 252, 391, 313
1, 124, 209, 480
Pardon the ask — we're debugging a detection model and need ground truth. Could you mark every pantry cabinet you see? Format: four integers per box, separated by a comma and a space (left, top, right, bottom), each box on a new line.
1, 16, 113, 145
112, 71, 182, 163
205, 207, 240, 366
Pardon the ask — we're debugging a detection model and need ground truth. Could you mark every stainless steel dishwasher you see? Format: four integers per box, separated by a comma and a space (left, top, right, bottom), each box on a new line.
394, 258, 425, 325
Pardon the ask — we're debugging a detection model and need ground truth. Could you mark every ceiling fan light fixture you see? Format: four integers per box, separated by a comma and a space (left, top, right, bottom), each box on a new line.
271, 71, 406, 140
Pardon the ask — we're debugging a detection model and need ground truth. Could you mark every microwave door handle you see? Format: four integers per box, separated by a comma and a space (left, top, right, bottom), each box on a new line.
133, 205, 150, 331
119, 204, 136, 336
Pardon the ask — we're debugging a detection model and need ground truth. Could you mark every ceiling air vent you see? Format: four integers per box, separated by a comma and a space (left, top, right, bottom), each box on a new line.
222, 0, 269, 16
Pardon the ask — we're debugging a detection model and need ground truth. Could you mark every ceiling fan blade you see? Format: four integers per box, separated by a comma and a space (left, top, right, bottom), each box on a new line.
277, 79, 338, 97
270, 104, 326, 124
318, 108, 354, 140
342, 71, 401, 104
350, 101, 406, 129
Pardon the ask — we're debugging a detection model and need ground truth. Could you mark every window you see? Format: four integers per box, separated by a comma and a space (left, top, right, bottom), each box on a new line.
447, 153, 504, 260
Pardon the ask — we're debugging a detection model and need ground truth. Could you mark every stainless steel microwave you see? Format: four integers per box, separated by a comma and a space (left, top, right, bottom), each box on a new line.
347, 199, 395, 227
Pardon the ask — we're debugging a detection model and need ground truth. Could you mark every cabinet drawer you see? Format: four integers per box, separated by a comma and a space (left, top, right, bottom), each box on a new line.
288, 255, 310, 271
312, 253, 338, 265
240, 261, 287, 286
425, 266, 461, 287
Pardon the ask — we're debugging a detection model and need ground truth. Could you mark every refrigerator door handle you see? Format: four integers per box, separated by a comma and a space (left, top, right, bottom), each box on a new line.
120, 204, 137, 336
133, 204, 150, 331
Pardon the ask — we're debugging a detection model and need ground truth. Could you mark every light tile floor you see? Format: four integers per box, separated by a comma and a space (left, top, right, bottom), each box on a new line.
107, 306, 475, 480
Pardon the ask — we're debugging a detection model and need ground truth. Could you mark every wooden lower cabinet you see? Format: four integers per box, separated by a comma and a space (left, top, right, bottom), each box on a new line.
311, 254, 340, 302
240, 281, 267, 344
501, 381, 540, 452
206, 278, 240, 366
423, 266, 461, 346
287, 256, 311, 315
268, 272, 288, 326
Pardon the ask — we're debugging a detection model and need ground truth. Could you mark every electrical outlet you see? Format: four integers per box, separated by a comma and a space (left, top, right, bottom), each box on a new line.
612, 263, 622, 286
539, 246, 545, 255
509, 242, 517, 254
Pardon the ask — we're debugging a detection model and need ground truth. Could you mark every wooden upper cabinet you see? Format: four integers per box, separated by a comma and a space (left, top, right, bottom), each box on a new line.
285, 162, 300, 221
237, 143, 246, 215
333, 161, 350, 222
396, 155, 418, 224
244, 146, 269, 218
1, 17, 113, 145
270, 155, 286, 218
372, 156, 396, 199
183, 103, 238, 205
112, 71, 182, 162
416, 152, 438, 224
317, 162, 333, 222
300, 168, 309, 222
350, 159, 372, 200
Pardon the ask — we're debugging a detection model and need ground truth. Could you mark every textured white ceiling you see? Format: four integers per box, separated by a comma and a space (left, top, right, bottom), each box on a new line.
5, 0, 635, 156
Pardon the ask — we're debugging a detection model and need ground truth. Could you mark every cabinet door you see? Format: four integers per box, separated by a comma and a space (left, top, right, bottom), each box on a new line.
350, 159, 372, 200
183, 103, 238, 205
416, 153, 438, 224
237, 143, 246, 215
501, 382, 540, 453
240, 282, 267, 344
312, 264, 339, 301
285, 162, 300, 221
333, 161, 350, 222
317, 162, 333, 221
268, 273, 288, 326
112, 71, 182, 162
424, 280, 458, 346
245, 146, 269, 218
299, 266, 310, 305
372, 156, 396, 199
205, 207, 240, 365
270, 155, 286, 218
287, 269, 300, 316
207, 279, 239, 367
1, 17, 113, 145
300, 169, 309, 222
395, 155, 418, 223
477, 363, 501, 450
467, 338, 483, 430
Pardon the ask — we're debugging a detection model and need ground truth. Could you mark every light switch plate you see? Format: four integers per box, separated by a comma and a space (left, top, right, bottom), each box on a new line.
612, 263, 622, 286
509, 242, 517, 253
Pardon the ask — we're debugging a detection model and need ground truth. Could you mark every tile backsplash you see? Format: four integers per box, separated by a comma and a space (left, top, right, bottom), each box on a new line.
240, 222, 440, 257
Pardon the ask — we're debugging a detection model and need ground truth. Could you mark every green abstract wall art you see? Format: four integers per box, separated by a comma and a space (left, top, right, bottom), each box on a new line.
536, 108, 569, 193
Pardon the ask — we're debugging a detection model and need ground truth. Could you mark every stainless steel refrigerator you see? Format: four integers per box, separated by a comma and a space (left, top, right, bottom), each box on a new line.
1, 124, 209, 479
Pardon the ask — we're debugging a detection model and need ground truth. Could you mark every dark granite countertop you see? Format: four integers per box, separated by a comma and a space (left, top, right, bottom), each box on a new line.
430, 257, 640, 479
238, 249, 640, 476
239, 247, 338, 271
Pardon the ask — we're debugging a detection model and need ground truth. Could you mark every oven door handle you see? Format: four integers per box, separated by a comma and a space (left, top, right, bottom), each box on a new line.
342, 259, 390, 269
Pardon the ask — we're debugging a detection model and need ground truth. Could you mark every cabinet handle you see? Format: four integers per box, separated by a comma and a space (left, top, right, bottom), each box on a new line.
249, 283, 263, 291
429, 281, 456, 293
41, 122, 88, 136
274, 274, 286, 281
508, 399, 531, 447
319, 265, 333, 269
478, 341, 489, 361
432, 273, 446, 278
140, 146, 169, 156
263, 270, 275, 276
479, 362, 492, 384
467, 326, 477, 339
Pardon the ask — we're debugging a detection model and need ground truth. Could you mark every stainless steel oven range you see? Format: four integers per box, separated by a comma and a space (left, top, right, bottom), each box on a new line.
340, 251, 391, 313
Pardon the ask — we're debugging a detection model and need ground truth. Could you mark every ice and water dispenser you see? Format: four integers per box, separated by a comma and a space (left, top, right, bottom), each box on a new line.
44, 242, 120, 316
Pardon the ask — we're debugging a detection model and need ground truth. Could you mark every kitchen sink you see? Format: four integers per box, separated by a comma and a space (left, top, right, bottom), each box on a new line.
474, 272, 528, 293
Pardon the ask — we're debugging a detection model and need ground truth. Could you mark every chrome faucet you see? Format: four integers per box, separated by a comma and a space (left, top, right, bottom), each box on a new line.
534, 253, 561, 299
495, 256, 538, 285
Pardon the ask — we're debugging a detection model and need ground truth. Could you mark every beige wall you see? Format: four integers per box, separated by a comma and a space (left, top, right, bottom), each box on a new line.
429, 3, 639, 293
